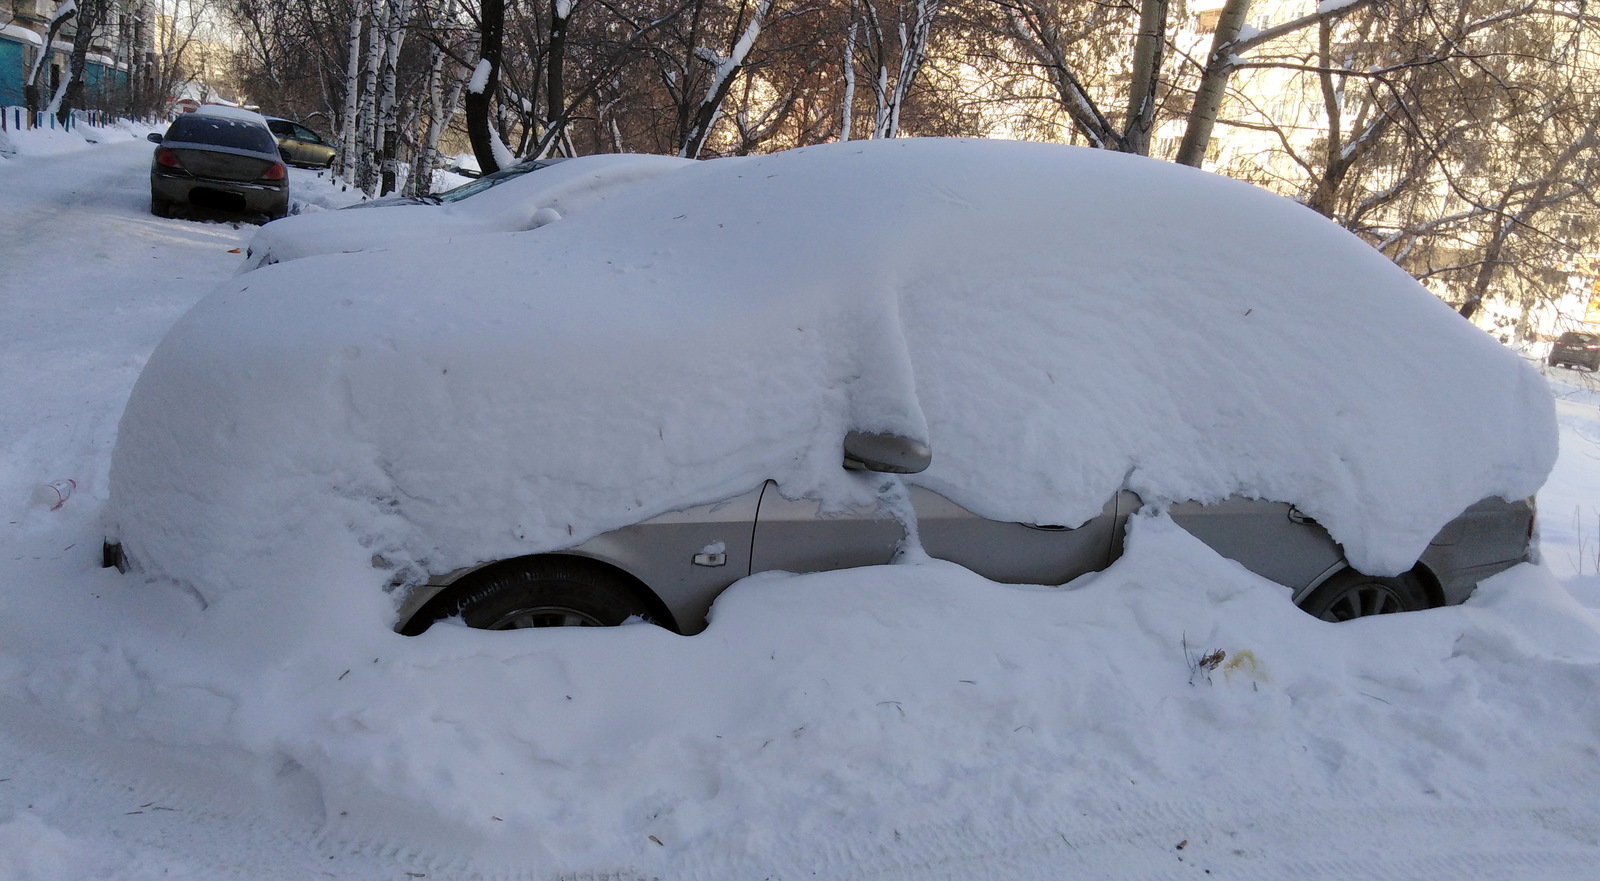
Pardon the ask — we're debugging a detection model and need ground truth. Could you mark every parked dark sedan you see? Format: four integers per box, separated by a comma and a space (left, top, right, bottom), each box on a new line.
1547, 331, 1600, 370
147, 106, 289, 221
265, 116, 337, 168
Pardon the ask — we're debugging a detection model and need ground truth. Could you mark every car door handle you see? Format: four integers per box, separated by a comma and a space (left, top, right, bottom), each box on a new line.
1288, 506, 1318, 526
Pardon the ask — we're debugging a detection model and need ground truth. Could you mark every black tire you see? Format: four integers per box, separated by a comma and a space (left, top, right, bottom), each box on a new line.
1299, 570, 1431, 622
150, 196, 171, 218
449, 558, 652, 630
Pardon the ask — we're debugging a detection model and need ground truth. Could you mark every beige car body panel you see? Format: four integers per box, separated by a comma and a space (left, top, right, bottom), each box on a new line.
396, 483, 1532, 635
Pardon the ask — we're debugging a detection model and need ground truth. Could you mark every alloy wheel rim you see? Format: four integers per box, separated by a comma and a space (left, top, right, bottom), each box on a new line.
1318, 582, 1406, 622
487, 605, 608, 629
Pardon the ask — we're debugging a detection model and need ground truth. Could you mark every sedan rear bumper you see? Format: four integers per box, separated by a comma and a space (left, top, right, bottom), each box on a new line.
152, 170, 288, 217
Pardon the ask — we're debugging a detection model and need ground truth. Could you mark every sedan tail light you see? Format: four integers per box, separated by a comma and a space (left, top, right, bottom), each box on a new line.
155, 147, 181, 168
262, 162, 287, 181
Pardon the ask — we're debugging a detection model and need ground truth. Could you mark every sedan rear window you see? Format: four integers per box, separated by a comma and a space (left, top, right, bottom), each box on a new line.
1559, 332, 1599, 343
165, 116, 278, 154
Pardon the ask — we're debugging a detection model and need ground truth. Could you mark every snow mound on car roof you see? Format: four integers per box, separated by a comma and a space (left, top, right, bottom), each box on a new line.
192, 104, 270, 124
238, 153, 693, 270
108, 138, 1555, 606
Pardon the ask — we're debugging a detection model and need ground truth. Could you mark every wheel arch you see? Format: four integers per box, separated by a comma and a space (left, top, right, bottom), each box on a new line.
1292, 558, 1444, 610
1406, 560, 1447, 608
397, 552, 679, 636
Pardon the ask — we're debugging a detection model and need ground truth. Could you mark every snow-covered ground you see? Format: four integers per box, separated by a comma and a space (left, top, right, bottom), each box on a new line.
2, 125, 1598, 880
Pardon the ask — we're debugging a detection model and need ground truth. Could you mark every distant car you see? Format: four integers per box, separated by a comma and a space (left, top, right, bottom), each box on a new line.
147, 105, 288, 221
106, 139, 1554, 638
1547, 331, 1600, 370
264, 117, 336, 168
239, 153, 690, 271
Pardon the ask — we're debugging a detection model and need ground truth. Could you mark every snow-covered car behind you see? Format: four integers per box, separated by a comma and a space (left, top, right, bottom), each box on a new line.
105, 138, 1557, 637
239, 153, 693, 271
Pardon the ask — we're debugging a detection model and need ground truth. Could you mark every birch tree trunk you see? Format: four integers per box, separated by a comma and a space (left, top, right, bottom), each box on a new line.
1174, 0, 1250, 168
1120, 0, 1167, 156
338, 1, 366, 183
873, 0, 940, 139
409, 0, 464, 197
841, 19, 857, 141
357, 1, 384, 194
377, 0, 411, 196
25, 2, 79, 122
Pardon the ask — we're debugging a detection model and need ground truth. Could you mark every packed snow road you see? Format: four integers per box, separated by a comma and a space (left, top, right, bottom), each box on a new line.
2, 129, 1600, 881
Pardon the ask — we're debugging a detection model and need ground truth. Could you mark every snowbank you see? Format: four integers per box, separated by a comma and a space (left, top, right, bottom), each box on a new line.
16, 515, 1600, 876
0, 117, 158, 161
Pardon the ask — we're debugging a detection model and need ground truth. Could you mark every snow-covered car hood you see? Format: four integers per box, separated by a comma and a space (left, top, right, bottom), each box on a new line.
111, 137, 1557, 607
239, 153, 694, 271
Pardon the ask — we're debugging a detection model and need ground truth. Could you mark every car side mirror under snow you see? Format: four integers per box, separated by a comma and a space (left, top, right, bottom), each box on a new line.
843, 431, 932, 474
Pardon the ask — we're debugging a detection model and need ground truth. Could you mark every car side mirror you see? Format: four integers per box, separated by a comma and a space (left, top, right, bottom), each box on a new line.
146, 132, 163, 143
843, 431, 932, 474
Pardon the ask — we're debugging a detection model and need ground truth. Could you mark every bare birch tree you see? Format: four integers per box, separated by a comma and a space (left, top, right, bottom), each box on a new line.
849, 0, 943, 139
680, 0, 779, 157
24, 1, 79, 121
338, 1, 366, 181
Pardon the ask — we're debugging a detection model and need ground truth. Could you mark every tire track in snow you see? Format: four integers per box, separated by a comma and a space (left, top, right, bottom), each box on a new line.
653, 793, 1600, 881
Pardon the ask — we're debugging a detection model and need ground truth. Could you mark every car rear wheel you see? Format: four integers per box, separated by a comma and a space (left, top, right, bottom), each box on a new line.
449, 558, 653, 630
150, 196, 171, 218
1299, 570, 1431, 622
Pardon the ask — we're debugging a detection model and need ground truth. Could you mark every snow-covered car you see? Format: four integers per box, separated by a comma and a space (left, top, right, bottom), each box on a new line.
147, 105, 289, 221
238, 153, 693, 271
104, 139, 1556, 637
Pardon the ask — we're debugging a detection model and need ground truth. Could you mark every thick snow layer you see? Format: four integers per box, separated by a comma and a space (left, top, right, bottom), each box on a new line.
239, 152, 692, 269
110, 138, 1554, 611
185, 104, 270, 126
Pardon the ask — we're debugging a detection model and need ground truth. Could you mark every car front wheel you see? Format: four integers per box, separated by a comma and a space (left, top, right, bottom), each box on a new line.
1299, 570, 1431, 622
449, 558, 653, 630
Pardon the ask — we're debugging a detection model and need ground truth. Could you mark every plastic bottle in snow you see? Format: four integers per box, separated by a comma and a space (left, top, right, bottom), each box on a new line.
33, 479, 76, 510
